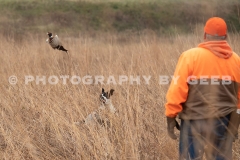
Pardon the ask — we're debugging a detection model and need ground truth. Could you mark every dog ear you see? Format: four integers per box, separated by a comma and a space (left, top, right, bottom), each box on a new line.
109, 89, 114, 97
102, 88, 104, 93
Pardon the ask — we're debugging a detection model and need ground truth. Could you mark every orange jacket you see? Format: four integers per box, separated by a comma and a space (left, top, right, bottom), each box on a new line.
165, 41, 240, 119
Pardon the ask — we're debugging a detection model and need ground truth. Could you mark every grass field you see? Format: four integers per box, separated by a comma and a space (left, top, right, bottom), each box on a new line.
0, 27, 240, 159
0, 0, 240, 159
0, 0, 240, 38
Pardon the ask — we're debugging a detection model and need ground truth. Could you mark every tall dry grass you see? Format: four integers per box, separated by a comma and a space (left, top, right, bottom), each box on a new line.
0, 28, 239, 159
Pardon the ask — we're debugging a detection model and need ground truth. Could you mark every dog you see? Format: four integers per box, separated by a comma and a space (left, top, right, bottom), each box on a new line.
83, 88, 117, 127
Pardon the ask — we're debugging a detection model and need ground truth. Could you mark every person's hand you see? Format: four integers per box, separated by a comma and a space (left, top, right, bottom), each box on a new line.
167, 117, 181, 140
233, 133, 238, 142
228, 110, 240, 142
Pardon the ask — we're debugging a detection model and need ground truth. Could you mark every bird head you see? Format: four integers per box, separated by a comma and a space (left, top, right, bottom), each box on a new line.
47, 32, 53, 38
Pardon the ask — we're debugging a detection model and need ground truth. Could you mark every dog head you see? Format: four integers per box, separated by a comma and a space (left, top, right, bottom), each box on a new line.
99, 88, 114, 104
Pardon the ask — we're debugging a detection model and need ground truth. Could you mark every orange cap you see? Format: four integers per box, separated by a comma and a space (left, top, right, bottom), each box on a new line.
204, 17, 227, 36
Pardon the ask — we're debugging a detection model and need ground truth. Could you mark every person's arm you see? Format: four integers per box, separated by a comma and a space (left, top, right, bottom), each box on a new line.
227, 59, 240, 141
165, 52, 192, 139
165, 52, 192, 117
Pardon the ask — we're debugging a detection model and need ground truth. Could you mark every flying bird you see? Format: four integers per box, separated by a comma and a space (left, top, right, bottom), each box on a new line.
46, 32, 68, 54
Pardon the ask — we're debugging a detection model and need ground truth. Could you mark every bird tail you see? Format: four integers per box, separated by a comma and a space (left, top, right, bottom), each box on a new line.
58, 46, 68, 52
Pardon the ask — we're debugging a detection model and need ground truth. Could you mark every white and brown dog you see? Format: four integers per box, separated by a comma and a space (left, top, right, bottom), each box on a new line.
84, 88, 117, 126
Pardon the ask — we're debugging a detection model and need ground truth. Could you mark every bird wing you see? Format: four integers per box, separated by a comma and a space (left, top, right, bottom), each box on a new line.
54, 35, 62, 46
48, 35, 62, 49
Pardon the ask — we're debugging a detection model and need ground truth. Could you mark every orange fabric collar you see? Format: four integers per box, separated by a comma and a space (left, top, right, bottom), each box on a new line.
198, 41, 233, 59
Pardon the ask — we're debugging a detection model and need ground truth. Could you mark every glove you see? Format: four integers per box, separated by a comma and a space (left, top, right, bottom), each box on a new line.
167, 117, 181, 140
228, 109, 240, 142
